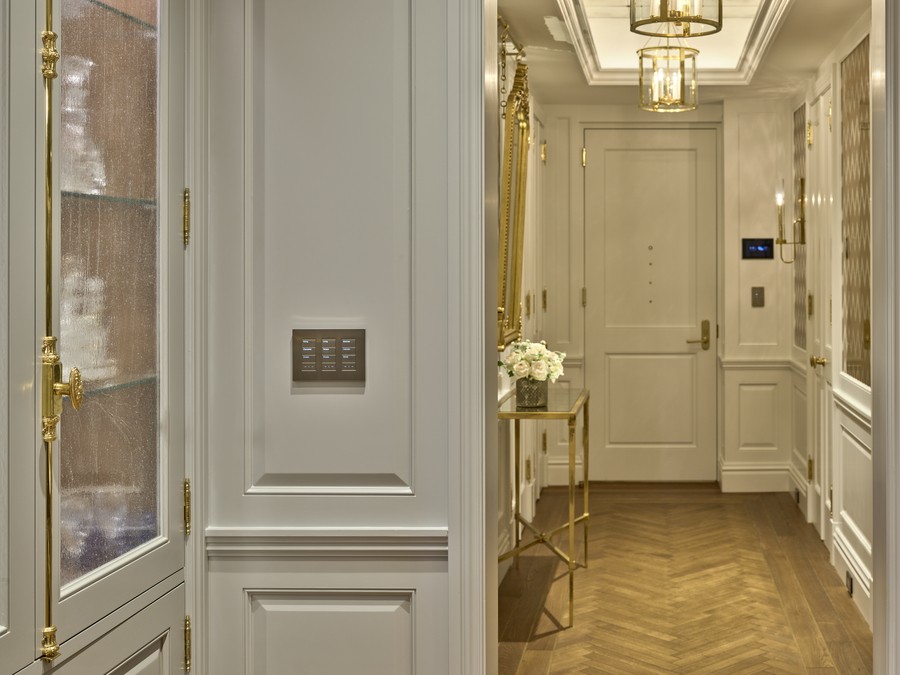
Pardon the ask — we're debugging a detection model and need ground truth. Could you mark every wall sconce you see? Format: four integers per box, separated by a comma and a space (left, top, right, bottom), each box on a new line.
775, 178, 806, 264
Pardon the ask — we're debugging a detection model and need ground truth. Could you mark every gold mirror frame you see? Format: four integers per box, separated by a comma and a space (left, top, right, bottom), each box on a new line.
498, 63, 530, 351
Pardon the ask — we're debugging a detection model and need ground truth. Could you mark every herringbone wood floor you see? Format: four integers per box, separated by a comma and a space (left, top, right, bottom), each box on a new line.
499, 484, 873, 674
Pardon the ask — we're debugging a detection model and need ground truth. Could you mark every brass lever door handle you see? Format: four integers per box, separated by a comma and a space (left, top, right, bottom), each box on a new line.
810, 356, 828, 367
686, 320, 711, 351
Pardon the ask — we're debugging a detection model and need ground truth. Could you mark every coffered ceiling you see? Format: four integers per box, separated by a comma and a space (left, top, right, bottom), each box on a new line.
498, 0, 871, 104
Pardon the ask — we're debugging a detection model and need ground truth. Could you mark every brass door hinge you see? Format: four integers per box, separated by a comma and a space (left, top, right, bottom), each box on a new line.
807, 121, 814, 147
184, 615, 192, 672
183, 478, 191, 536
542, 430, 547, 454
183, 188, 191, 247
542, 289, 547, 311
829, 485, 833, 514
541, 141, 547, 163
807, 293, 814, 318
525, 458, 532, 482
582, 287, 587, 307
581, 147, 586, 167
828, 99, 833, 132
807, 457, 814, 481
525, 292, 532, 319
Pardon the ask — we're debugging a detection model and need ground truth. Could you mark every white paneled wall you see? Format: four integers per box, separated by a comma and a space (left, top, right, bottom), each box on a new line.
203, 0, 475, 670
720, 99, 795, 492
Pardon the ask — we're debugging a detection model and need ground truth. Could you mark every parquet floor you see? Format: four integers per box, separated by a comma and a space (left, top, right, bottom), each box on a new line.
498, 483, 873, 674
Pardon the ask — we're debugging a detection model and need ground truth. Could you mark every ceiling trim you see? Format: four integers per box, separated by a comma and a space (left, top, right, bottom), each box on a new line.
557, 0, 796, 87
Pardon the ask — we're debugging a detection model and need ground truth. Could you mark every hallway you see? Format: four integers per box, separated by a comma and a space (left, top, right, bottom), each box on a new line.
499, 484, 872, 674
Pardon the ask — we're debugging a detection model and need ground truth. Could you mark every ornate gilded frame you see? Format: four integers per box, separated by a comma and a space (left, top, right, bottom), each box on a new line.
497, 62, 530, 350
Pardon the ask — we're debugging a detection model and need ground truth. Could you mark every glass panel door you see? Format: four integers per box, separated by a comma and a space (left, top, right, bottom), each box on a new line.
43, 0, 185, 651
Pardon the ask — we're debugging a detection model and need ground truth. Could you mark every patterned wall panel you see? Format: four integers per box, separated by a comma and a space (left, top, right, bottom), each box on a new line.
841, 37, 871, 386
793, 105, 807, 350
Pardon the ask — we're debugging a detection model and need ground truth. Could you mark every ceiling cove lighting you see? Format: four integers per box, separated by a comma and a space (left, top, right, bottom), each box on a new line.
638, 43, 698, 113
630, 0, 723, 38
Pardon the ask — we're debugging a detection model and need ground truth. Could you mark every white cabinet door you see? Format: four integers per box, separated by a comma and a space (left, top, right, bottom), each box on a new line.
14, 586, 186, 675
3, 1, 187, 671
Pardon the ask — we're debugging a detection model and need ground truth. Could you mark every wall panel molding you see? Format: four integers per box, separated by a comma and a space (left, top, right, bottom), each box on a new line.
206, 527, 448, 561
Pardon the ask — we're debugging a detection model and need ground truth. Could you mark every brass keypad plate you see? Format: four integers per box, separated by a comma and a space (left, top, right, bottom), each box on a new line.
292, 329, 366, 383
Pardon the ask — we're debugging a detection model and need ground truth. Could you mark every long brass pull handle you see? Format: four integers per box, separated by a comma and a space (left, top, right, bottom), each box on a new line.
810, 356, 828, 367
686, 320, 711, 351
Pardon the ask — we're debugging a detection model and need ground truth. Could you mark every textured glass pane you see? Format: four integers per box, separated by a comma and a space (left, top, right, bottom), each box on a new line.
58, 0, 160, 587
793, 105, 807, 350
0, 0, 9, 629
841, 37, 871, 386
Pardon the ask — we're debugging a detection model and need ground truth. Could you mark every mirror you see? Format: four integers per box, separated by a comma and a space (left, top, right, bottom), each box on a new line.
497, 62, 530, 350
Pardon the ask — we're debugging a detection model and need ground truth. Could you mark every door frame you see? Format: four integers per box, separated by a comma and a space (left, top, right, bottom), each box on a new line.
182, 1, 900, 674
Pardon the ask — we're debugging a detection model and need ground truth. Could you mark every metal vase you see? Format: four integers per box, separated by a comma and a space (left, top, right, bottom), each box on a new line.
516, 377, 548, 408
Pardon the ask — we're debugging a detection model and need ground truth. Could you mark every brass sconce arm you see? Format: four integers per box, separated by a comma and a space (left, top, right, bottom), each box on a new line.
776, 177, 806, 265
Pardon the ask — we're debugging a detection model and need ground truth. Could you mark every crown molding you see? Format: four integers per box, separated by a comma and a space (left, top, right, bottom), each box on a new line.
557, 0, 796, 87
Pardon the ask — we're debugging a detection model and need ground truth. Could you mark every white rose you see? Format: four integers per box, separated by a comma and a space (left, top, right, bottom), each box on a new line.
531, 360, 549, 381
513, 360, 531, 378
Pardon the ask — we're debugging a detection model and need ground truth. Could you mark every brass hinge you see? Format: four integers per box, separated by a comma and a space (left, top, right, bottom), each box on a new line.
829, 485, 833, 514
525, 292, 532, 319
807, 121, 814, 147
542, 430, 547, 454
581, 287, 587, 307
183, 188, 191, 247
542, 289, 547, 311
541, 141, 547, 164
828, 99, 833, 132
807, 293, 814, 318
183, 478, 192, 536
525, 458, 532, 482
581, 147, 587, 167
184, 615, 192, 672
807, 457, 814, 481
716, 324, 720, 339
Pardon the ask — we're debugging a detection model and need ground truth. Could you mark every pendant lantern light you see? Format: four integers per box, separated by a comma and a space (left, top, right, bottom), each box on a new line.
638, 43, 698, 113
631, 0, 723, 38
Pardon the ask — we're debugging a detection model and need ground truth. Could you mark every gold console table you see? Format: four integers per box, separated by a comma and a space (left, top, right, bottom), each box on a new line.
498, 387, 590, 627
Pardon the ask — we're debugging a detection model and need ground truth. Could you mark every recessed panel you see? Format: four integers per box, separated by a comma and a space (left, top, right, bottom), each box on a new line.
738, 384, 777, 450
249, 591, 413, 675
108, 638, 166, 675
840, 424, 873, 546
607, 355, 695, 444
252, 0, 413, 491
792, 385, 806, 458
604, 149, 697, 328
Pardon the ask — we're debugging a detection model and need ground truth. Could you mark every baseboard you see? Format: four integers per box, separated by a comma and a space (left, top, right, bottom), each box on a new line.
834, 531, 873, 627
719, 462, 792, 493
547, 459, 584, 486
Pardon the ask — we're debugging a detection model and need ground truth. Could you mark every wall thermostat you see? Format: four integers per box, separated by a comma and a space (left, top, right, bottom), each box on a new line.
742, 238, 774, 259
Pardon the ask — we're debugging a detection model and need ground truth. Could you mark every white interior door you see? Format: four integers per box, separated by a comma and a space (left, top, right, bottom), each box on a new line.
807, 88, 835, 542
584, 128, 718, 481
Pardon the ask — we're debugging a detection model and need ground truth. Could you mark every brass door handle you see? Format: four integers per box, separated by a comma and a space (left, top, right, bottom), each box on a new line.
54, 367, 84, 410
686, 320, 711, 351
810, 356, 828, 367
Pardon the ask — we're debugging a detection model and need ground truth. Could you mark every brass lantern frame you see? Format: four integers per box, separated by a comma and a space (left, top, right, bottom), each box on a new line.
638, 44, 699, 113
497, 62, 530, 350
630, 0, 723, 38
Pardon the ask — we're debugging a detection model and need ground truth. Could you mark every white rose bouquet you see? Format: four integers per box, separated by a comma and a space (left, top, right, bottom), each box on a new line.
498, 339, 565, 383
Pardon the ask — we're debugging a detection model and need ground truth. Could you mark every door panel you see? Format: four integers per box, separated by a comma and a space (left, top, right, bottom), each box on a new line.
806, 89, 835, 541
15, 585, 185, 675
585, 128, 717, 481
51, 0, 185, 643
